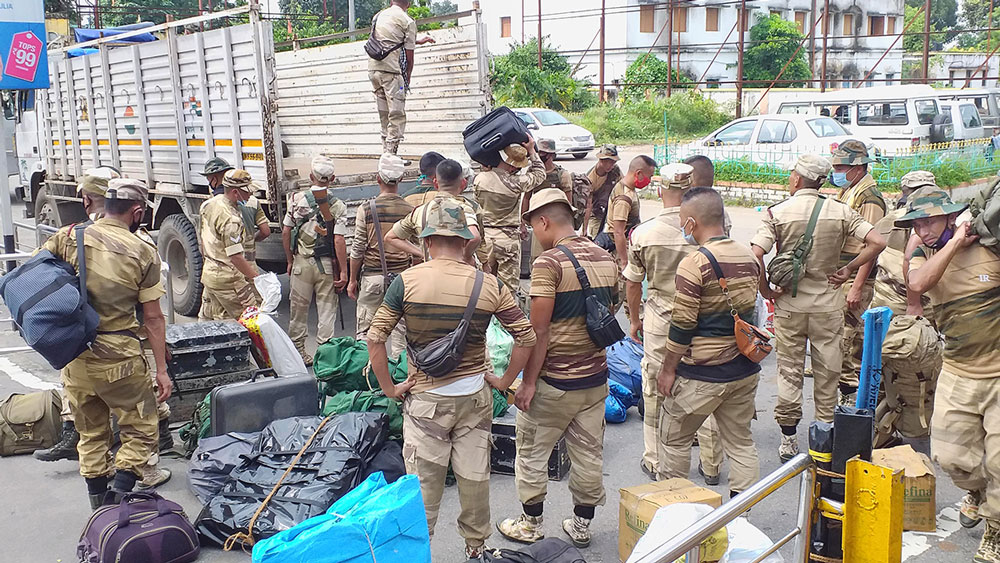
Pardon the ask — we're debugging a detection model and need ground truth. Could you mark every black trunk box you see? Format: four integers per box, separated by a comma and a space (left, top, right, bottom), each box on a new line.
165, 321, 252, 380
490, 406, 571, 481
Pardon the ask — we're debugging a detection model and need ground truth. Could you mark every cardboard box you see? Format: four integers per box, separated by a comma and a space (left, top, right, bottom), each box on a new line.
872, 445, 936, 532
619, 478, 723, 562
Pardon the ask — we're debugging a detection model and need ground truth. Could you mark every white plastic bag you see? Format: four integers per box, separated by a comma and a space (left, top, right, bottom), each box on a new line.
720, 518, 784, 563
256, 313, 308, 376
254, 272, 282, 314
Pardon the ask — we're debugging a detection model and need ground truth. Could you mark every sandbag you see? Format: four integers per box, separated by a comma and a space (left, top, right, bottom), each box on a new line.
607, 339, 643, 399
322, 390, 403, 440
968, 176, 1000, 252
251, 472, 431, 563
188, 432, 260, 504
196, 413, 389, 548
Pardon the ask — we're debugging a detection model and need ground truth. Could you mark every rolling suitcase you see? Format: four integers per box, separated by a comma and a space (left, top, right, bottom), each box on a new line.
208, 370, 319, 436
463, 106, 530, 167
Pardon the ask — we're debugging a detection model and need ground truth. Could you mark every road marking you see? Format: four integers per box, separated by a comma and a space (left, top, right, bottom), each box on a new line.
0, 357, 58, 391
902, 505, 963, 561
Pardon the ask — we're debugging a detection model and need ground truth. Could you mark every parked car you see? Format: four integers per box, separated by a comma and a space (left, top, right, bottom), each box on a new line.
940, 102, 987, 142
512, 108, 595, 159
938, 88, 1000, 134
772, 85, 949, 152
671, 114, 875, 169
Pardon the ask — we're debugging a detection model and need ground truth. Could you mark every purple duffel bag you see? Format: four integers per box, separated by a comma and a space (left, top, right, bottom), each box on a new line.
78, 491, 200, 563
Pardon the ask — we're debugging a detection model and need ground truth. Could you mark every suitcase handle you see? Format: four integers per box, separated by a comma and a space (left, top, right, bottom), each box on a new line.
249, 368, 278, 382
481, 133, 503, 151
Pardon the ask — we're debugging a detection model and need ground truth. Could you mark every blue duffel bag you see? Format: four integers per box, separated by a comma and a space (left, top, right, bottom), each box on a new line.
252, 472, 430, 563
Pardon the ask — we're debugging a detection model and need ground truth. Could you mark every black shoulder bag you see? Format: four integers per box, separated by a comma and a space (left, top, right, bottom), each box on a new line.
369, 200, 398, 288
408, 270, 484, 378
556, 244, 624, 348
364, 13, 406, 61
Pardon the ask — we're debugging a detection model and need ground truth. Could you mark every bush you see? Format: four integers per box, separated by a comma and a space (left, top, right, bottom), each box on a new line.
569, 92, 732, 145
490, 38, 596, 112
743, 15, 811, 88
619, 56, 692, 103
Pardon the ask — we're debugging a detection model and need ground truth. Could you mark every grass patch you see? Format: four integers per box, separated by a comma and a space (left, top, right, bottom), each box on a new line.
567, 92, 732, 146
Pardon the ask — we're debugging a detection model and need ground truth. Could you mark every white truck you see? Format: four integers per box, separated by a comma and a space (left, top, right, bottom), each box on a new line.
12, 4, 491, 317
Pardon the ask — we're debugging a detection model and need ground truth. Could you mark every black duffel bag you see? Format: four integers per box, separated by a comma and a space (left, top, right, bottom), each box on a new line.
483, 538, 587, 563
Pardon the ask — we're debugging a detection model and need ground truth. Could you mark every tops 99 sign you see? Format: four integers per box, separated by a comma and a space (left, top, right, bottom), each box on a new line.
0, 22, 49, 90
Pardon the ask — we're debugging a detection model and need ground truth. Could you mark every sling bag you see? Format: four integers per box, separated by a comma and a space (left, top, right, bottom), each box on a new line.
556, 244, 624, 348
407, 270, 484, 378
364, 13, 406, 61
698, 247, 773, 363
369, 200, 398, 288
767, 195, 825, 297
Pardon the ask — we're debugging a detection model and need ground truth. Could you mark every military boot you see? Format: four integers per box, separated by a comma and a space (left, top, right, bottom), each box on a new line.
963, 490, 986, 529
34, 421, 79, 462
779, 434, 799, 463
497, 514, 544, 544
975, 519, 1000, 563
158, 418, 174, 452
137, 465, 172, 490
562, 515, 592, 548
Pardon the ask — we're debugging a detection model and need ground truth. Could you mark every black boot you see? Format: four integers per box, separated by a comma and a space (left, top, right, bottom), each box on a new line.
103, 470, 139, 506
86, 476, 109, 510
34, 421, 80, 462
158, 418, 174, 452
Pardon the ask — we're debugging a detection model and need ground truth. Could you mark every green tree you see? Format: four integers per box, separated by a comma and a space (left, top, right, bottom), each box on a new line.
95, 0, 206, 27
743, 14, 810, 88
956, 0, 1000, 50
45, 0, 77, 20
906, 0, 957, 30
490, 38, 596, 112
902, 5, 946, 52
619, 56, 691, 103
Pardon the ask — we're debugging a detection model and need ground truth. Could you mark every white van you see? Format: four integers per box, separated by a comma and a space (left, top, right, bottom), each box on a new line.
773, 85, 949, 153
940, 102, 987, 141
937, 88, 1000, 133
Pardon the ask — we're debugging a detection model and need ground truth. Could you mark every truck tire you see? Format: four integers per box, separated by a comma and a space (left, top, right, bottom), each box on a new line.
34, 186, 58, 227
158, 214, 204, 318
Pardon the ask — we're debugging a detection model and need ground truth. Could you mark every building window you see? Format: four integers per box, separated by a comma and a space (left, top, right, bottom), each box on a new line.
500, 16, 511, 38
868, 15, 885, 36
843, 13, 855, 36
949, 70, 956, 87
770, 9, 782, 18
673, 7, 688, 32
795, 11, 808, 34
887, 16, 896, 35
741, 8, 751, 31
886, 72, 895, 85
640, 4, 656, 33
706, 7, 720, 32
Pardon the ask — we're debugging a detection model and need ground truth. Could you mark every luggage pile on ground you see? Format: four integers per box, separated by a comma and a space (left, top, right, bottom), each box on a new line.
605, 339, 643, 423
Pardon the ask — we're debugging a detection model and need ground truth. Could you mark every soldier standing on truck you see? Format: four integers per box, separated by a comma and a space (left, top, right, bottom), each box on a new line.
198, 169, 262, 321
367, 0, 436, 155
282, 156, 349, 367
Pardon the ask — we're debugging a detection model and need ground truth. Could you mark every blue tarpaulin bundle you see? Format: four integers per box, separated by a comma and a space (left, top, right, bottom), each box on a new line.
607, 338, 643, 398
73, 26, 157, 44
251, 472, 431, 563
605, 380, 638, 423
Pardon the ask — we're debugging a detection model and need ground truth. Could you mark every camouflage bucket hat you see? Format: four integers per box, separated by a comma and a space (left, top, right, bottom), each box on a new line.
223, 169, 256, 193
830, 139, 872, 165
595, 144, 620, 161
201, 157, 234, 176
419, 197, 475, 240
894, 187, 969, 227
536, 138, 558, 154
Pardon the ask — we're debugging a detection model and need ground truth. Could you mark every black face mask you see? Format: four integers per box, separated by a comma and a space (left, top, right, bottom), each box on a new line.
129, 211, 142, 233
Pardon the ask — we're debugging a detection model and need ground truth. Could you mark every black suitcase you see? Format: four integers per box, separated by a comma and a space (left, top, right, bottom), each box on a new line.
463, 106, 530, 167
208, 370, 319, 436
165, 321, 251, 380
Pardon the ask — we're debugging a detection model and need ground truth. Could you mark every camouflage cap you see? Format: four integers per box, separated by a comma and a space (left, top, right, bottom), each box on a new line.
899, 170, 937, 191
536, 138, 558, 154
223, 169, 256, 193
200, 157, 234, 177
311, 156, 336, 182
789, 154, 833, 182
378, 153, 407, 184
106, 178, 149, 201
502, 144, 531, 168
659, 163, 694, 190
595, 144, 620, 161
895, 187, 969, 227
77, 166, 121, 196
522, 188, 576, 223
830, 139, 872, 165
419, 196, 475, 240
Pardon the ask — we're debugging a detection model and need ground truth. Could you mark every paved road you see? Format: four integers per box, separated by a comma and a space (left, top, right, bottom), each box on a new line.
0, 198, 980, 563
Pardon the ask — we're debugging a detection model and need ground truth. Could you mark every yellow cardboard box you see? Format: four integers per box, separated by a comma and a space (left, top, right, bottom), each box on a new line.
619, 478, 723, 562
872, 445, 937, 532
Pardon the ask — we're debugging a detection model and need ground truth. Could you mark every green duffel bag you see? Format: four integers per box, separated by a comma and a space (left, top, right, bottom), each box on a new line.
322, 390, 403, 440
0, 389, 61, 456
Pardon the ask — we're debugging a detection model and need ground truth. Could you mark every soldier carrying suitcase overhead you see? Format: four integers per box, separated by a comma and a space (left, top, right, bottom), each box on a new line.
40, 179, 172, 509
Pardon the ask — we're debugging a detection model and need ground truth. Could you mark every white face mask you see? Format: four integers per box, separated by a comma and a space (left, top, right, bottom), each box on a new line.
681, 218, 698, 246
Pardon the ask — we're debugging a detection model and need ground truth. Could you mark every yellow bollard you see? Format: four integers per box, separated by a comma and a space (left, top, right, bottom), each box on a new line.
842, 458, 904, 563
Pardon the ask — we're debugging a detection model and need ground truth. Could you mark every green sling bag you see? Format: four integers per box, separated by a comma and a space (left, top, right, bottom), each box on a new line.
767, 195, 825, 298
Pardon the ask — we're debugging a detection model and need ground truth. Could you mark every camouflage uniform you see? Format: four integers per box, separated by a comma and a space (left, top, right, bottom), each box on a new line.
529, 139, 574, 262
751, 155, 875, 432
391, 193, 483, 260
832, 142, 886, 393
367, 5, 416, 154
586, 145, 623, 238
283, 188, 349, 359
473, 147, 545, 292
368, 199, 536, 552
42, 187, 163, 482
198, 194, 260, 320
237, 195, 268, 262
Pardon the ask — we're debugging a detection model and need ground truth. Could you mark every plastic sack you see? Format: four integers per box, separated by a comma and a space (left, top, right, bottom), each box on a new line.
493, 387, 510, 419
188, 432, 259, 504
721, 518, 784, 563
605, 380, 635, 423
487, 317, 514, 376
241, 308, 309, 377
251, 472, 431, 563
254, 272, 282, 314
755, 294, 774, 333
607, 339, 643, 399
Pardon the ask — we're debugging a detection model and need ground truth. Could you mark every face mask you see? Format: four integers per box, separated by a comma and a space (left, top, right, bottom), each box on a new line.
831, 172, 850, 187
129, 213, 142, 233
634, 174, 651, 190
681, 218, 697, 246
929, 226, 954, 249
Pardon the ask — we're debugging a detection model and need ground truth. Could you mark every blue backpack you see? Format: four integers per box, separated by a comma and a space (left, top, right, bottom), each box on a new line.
0, 226, 99, 369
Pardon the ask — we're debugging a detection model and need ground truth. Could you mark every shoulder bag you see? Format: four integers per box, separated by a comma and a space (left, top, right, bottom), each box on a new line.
556, 244, 624, 348
364, 13, 406, 61
408, 270, 484, 378
766, 194, 825, 297
369, 200, 398, 288
698, 247, 773, 363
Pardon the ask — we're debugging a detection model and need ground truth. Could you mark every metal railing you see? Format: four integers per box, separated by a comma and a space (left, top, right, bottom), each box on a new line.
632, 453, 815, 563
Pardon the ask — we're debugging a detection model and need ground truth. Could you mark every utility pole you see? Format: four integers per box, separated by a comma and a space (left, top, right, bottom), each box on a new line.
736, 0, 746, 117
522, 0, 526, 43
922, 0, 931, 83
809, 0, 817, 87
599, 0, 606, 102
349, 0, 356, 32
821, 0, 829, 91
989, 0, 994, 54
537, 0, 543, 70
667, 0, 674, 97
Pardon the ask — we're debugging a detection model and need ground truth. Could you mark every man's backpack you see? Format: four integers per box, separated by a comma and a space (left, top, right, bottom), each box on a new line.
364, 13, 406, 61
482, 538, 586, 563
767, 195, 825, 297
0, 390, 61, 456
0, 225, 99, 369
969, 176, 1000, 254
